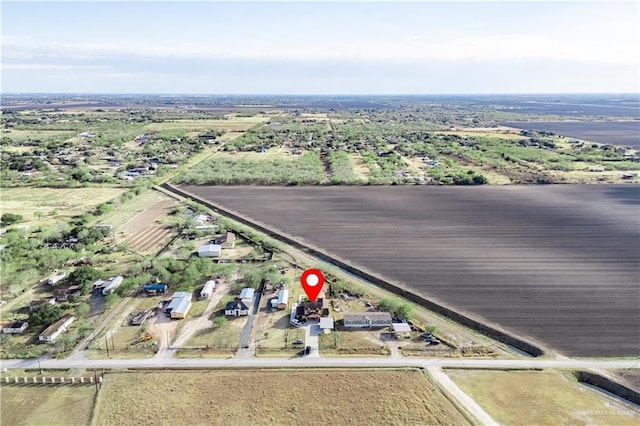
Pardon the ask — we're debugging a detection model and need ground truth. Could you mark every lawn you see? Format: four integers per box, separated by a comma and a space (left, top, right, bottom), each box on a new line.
93, 369, 469, 425
446, 369, 640, 425
1, 385, 96, 426
0, 186, 126, 226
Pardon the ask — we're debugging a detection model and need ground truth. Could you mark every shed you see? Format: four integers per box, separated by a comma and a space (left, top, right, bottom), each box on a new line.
271, 289, 289, 310
2, 321, 28, 334
200, 280, 216, 299
222, 232, 236, 248
319, 317, 334, 334
240, 288, 254, 304
392, 322, 412, 338
198, 243, 222, 258
46, 271, 66, 286
143, 284, 168, 294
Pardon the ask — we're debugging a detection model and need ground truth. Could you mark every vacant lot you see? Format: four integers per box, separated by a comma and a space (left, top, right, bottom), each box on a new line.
446, 369, 640, 425
93, 369, 468, 425
502, 121, 640, 148
0, 186, 125, 225
182, 185, 640, 357
1, 385, 96, 425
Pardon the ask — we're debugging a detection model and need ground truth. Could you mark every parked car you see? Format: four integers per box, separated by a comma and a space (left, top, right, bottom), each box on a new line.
305, 346, 312, 355
292, 338, 304, 346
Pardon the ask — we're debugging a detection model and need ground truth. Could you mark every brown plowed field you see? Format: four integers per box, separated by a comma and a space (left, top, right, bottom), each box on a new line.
120, 199, 177, 254
181, 184, 640, 357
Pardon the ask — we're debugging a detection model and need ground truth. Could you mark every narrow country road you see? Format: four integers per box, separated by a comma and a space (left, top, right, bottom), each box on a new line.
1, 355, 637, 371
428, 366, 499, 426
71, 297, 131, 355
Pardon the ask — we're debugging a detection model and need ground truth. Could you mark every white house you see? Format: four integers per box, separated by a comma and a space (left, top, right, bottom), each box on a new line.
200, 280, 216, 299
240, 287, 254, 305
225, 298, 249, 317
343, 312, 392, 328
39, 315, 75, 342
198, 243, 222, 258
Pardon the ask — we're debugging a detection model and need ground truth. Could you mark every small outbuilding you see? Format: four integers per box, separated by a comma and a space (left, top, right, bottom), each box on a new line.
143, 284, 168, 294
198, 243, 222, 258
221, 232, 236, 249
165, 292, 192, 319
319, 317, 334, 334
240, 288, 255, 305
271, 289, 289, 310
200, 280, 216, 299
391, 322, 412, 338
2, 321, 28, 334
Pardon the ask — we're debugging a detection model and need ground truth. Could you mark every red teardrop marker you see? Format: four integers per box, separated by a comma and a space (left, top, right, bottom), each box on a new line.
300, 269, 324, 303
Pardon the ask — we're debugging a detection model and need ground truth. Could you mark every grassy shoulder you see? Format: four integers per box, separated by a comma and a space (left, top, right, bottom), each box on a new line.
445, 369, 640, 425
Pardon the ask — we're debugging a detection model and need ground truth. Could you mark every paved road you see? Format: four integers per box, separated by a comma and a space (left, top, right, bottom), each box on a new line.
1, 355, 637, 371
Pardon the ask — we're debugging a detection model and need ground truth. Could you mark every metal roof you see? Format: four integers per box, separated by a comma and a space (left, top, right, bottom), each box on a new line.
392, 323, 411, 333
240, 288, 255, 299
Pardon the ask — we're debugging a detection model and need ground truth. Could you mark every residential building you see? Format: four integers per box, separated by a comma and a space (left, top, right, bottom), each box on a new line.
46, 271, 66, 286
39, 315, 75, 342
225, 298, 249, 317
295, 294, 329, 322
343, 312, 392, 328
391, 322, 412, 338
165, 292, 192, 319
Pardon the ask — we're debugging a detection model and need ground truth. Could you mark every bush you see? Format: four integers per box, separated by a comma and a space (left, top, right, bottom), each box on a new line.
1, 213, 23, 226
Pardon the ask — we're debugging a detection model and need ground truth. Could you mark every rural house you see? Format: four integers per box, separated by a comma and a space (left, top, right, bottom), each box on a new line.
198, 243, 222, 258
343, 312, 392, 328
225, 298, 249, 316
38, 315, 75, 342
200, 280, 217, 299
165, 292, 192, 319
2, 321, 29, 334
295, 294, 329, 322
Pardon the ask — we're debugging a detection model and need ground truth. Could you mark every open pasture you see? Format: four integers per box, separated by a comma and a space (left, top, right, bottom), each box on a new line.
502, 121, 640, 148
93, 369, 468, 425
446, 369, 640, 425
143, 117, 266, 133
1, 385, 96, 426
182, 184, 640, 357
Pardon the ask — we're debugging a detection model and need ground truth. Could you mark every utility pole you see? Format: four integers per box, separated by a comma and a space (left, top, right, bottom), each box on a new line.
105, 336, 110, 358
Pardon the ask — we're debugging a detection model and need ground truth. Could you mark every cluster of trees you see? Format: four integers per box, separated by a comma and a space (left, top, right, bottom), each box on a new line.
1, 213, 23, 226
328, 151, 362, 184
175, 152, 325, 185
378, 297, 414, 320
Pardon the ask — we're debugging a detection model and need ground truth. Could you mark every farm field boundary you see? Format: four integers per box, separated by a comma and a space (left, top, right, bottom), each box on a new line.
162, 183, 545, 357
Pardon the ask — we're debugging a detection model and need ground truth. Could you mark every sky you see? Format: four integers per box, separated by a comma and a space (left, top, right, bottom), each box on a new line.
2, 1, 639, 94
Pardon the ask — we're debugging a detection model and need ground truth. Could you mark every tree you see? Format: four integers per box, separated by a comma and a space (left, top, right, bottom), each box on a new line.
30, 303, 63, 326
75, 302, 91, 318
69, 266, 100, 294
213, 316, 228, 328
1, 213, 23, 226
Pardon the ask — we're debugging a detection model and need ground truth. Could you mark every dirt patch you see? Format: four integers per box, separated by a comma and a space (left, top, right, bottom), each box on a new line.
93, 369, 469, 425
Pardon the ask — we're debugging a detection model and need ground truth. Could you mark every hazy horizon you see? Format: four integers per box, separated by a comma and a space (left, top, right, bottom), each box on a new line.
3, 1, 639, 94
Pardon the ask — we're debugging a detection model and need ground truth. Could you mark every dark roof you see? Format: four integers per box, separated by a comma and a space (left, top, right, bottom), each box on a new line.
225, 298, 249, 311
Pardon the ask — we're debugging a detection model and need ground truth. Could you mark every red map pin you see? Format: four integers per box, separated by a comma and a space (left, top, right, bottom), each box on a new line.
300, 269, 324, 302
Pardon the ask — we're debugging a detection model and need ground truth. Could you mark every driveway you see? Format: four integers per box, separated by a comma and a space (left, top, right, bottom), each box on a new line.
304, 323, 320, 358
